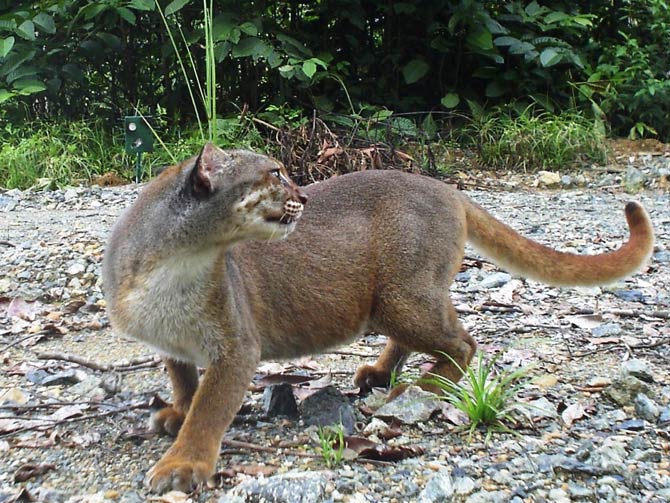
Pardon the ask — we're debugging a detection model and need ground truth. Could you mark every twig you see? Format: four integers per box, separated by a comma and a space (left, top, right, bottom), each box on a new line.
1, 333, 46, 352
221, 439, 392, 466
36, 352, 161, 372
0, 402, 149, 437
0, 240, 15, 247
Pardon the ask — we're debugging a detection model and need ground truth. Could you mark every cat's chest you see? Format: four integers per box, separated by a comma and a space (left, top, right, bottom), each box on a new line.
121, 253, 220, 366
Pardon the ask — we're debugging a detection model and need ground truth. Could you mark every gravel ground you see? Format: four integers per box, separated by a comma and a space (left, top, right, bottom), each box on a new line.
1, 162, 669, 503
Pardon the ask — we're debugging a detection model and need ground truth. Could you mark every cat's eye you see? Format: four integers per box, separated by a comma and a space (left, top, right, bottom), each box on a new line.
270, 169, 281, 179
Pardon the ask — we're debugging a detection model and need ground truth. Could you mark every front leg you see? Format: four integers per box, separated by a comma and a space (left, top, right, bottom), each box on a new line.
147, 347, 259, 493
151, 358, 199, 436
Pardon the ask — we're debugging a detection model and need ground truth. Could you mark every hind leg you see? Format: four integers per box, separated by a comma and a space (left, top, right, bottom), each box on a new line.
354, 339, 410, 392
377, 295, 477, 398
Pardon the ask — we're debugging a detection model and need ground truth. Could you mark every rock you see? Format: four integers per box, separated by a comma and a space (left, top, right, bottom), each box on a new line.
224, 470, 333, 503
624, 166, 646, 192
615, 419, 646, 431
262, 383, 298, 418
591, 322, 621, 338
560, 175, 572, 187
659, 406, 670, 425
418, 469, 454, 503
567, 482, 593, 499
548, 488, 570, 503
453, 476, 477, 496
362, 417, 390, 436
63, 188, 78, 201
591, 438, 627, 473
573, 174, 587, 186
634, 393, 660, 422
538, 171, 561, 186
374, 385, 442, 424
654, 250, 670, 263
621, 359, 654, 383
603, 375, 651, 407
479, 272, 511, 289
611, 289, 646, 302
0, 196, 17, 212
0, 387, 30, 405
526, 396, 557, 419
465, 490, 509, 503
68, 375, 105, 400
299, 386, 356, 434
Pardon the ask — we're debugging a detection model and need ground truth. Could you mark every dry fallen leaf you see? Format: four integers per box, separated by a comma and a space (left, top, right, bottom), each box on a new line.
561, 402, 588, 428
14, 462, 56, 482
566, 314, 604, 330
148, 491, 191, 503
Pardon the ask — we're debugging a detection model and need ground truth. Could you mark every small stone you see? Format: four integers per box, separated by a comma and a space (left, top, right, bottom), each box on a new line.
634, 393, 660, 422
362, 417, 390, 436
568, 482, 593, 499
299, 386, 356, 434
591, 322, 622, 338
604, 375, 651, 407
591, 438, 627, 473
654, 250, 670, 263
67, 262, 87, 276
418, 469, 454, 502
621, 359, 654, 383
624, 166, 646, 192
374, 386, 442, 424
548, 488, 570, 503
479, 272, 512, 289
63, 188, 78, 201
0, 387, 30, 405
453, 476, 476, 496
262, 383, 298, 418
611, 289, 646, 303
659, 406, 670, 425
526, 396, 557, 418
616, 419, 646, 431
538, 171, 561, 186
224, 470, 333, 503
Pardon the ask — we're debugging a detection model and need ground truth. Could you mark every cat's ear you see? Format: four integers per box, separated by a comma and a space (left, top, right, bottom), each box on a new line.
190, 142, 226, 197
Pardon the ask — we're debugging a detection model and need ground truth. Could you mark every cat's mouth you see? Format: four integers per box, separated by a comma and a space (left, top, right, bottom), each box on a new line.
265, 200, 304, 225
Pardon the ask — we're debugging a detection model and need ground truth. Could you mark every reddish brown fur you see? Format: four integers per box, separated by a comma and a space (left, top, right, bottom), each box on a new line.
103, 147, 654, 493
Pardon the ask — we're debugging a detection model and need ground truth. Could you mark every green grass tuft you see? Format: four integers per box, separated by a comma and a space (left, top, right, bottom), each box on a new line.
427, 352, 532, 442
469, 108, 608, 172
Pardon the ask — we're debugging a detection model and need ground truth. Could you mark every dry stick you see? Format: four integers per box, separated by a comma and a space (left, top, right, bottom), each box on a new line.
221, 439, 392, 466
0, 402, 148, 438
572, 337, 670, 358
1, 333, 48, 352
36, 352, 160, 372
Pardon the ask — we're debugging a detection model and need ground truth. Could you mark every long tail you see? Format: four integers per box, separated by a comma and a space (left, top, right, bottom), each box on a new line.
463, 199, 654, 286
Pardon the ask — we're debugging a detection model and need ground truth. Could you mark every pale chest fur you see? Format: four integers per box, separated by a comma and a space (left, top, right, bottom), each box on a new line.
119, 250, 221, 367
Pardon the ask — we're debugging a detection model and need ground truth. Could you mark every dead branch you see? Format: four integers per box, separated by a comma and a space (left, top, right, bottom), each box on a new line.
36, 352, 161, 372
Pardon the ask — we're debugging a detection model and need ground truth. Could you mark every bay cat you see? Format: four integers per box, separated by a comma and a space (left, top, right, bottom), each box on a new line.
102, 143, 654, 492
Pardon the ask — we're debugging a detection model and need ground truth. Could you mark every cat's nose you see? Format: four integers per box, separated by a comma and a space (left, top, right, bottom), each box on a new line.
297, 191, 308, 205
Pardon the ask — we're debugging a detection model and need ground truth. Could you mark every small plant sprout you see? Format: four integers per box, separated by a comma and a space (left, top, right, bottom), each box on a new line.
427, 352, 532, 442
316, 424, 345, 468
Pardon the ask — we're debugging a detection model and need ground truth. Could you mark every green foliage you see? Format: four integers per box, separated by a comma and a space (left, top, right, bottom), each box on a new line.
0, 121, 118, 189
470, 107, 608, 171
583, 0, 670, 139
428, 352, 531, 441
316, 424, 345, 468
0, 1, 668, 139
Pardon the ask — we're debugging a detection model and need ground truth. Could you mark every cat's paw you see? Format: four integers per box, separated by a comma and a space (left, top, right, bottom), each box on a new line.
146, 454, 213, 493
150, 407, 186, 437
354, 364, 392, 393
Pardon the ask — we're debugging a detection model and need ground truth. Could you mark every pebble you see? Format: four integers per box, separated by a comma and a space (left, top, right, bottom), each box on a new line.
479, 272, 512, 289
299, 385, 356, 434
591, 322, 622, 337
224, 470, 333, 503
418, 469, 453, 502
634, 393, 660, 422
621, 359, 655, 383
374, 386, 442, 424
